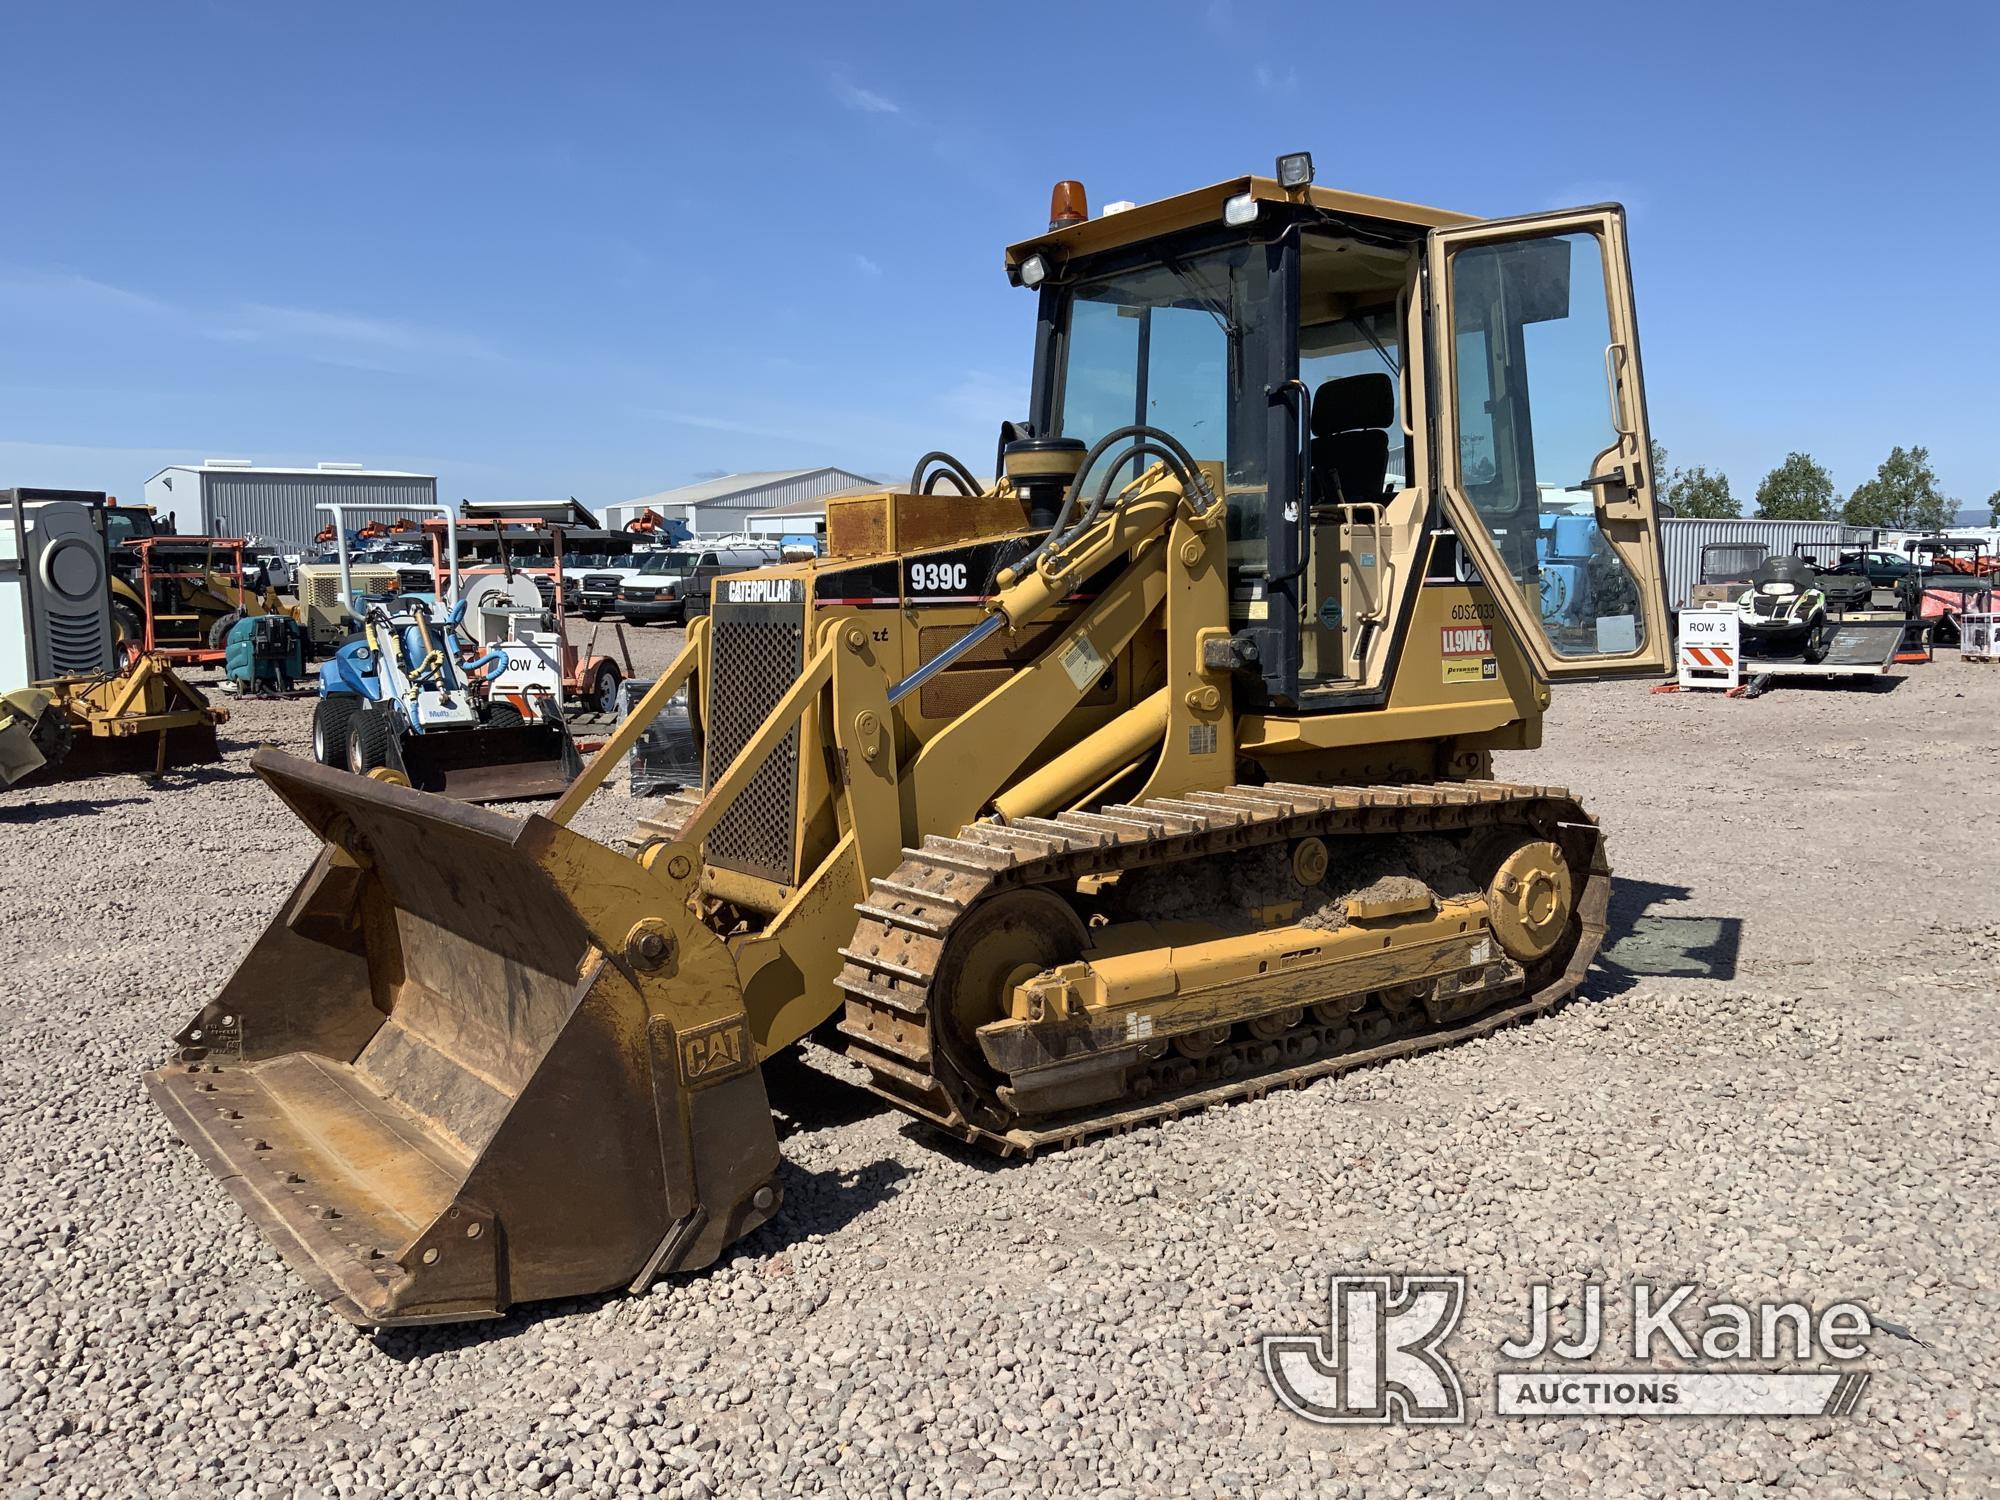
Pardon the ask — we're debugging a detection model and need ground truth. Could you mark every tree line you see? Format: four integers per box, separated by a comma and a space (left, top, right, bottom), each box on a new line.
1647, 440, 1994, 531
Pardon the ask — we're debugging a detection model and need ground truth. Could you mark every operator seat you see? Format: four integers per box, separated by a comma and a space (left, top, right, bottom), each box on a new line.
1310, 373, 1395, 506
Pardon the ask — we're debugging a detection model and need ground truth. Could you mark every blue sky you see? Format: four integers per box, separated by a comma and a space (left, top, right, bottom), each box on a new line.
2, 1, 1993, 513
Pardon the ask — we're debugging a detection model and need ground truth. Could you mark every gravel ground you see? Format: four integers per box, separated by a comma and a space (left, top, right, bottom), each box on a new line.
2, 636, 1996, 1498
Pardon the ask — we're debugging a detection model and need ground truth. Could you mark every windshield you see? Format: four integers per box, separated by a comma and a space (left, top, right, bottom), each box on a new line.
1048, 243, 1269, 566
1056, 257, 1233, 469
638, 551, 696, 575
105, 510, 161, 544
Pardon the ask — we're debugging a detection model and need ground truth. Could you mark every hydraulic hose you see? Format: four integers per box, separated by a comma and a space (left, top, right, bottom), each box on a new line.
1026, 424, 1216, 572
461, 648, 508, 678
907, 451, 983, 497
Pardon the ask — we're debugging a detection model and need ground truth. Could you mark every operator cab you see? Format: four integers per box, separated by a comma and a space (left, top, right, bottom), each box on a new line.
1008, 156, 1670, 708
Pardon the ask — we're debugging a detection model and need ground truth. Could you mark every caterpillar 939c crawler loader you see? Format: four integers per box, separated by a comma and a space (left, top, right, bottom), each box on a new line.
148, 157, 1674, 1326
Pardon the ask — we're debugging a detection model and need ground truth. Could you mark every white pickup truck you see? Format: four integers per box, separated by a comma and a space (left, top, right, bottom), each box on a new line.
610, 548, 701, 625
574, 550, 661, 620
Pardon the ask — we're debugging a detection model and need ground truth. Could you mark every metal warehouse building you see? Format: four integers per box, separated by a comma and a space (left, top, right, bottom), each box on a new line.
1659, 517, 1855, 611
603, 467, 878, 537
143, 460, 437, 553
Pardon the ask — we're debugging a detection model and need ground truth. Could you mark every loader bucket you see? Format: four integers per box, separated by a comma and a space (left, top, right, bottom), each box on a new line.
145, 749, 782, 1327
386, 719, 582, 803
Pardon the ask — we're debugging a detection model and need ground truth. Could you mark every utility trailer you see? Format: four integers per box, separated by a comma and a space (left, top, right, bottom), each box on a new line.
1736, 614, 1908, 696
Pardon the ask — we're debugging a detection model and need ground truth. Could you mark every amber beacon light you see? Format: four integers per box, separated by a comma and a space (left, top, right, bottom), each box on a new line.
1048, 179, 1088, 231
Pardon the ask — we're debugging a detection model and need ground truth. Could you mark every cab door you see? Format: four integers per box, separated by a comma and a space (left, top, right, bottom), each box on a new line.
1427, 207, 1671, 677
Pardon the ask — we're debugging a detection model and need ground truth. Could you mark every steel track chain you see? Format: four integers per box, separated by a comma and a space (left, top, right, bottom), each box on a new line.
833, 780, 1608, 1155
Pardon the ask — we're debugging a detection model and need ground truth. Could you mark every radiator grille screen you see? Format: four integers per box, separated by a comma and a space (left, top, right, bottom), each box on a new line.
47, 612, 109, 675
703, 598, 806, 883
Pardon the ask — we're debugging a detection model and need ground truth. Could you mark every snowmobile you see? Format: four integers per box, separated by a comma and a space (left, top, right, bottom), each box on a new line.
1735, 555, 1831, 661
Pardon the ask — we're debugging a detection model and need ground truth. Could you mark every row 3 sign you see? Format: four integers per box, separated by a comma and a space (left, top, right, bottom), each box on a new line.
1676, 609, 1740, 690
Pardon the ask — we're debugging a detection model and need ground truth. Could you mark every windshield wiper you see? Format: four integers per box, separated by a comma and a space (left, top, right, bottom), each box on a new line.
1159, 252, 1234, 338
1338, 313, 1399, 378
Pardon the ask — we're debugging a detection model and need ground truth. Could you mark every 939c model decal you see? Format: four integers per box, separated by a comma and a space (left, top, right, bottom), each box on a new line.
908, 560, 972, 596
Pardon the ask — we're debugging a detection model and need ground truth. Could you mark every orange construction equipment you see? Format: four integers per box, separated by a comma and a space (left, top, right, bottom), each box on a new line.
116, 535, 277, 665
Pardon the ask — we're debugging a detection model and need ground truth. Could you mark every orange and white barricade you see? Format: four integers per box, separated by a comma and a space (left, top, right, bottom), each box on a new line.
1677, 608, 1741, 690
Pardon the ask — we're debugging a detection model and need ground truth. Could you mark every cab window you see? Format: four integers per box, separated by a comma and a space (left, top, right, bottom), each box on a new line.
1447, 232, 1646, 655
1051, 245, 1266, 565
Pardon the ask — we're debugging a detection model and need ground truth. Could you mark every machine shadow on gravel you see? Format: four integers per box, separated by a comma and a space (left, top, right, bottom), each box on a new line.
0, 794, 151, 820
2, 759, 253, 811
365, 1158, 914, 1358
1590, 877, 1744, 993
144, 760, 258, 788
763, 1045, 893, 1141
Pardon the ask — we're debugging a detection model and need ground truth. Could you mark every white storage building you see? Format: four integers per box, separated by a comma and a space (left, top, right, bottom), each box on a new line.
144, 460, 436, 553
602, 468, 879, 537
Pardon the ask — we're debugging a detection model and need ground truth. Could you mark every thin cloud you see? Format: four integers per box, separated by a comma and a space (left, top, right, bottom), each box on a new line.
852, 253, 883, 278
935, 369, 1021, 428
218, 303, 499, 360
834, 79, 900, 115
195, 302, 511, 374
641, 408, 802, 443
0, 267, 504, 373
1254, 63, 1299, 96
0, 264, 183, 321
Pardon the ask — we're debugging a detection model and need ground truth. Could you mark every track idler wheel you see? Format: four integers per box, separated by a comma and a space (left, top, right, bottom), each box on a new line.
933, 889, 1087, 1104
1310, 997, 1359, 1027
1172, 1024, 1231, 1059
1485, 840, 1575, 962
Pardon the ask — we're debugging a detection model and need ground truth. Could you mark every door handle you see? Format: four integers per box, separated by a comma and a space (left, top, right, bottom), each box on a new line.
1602, 343, 1635, 438
1578, 468, 1631, 490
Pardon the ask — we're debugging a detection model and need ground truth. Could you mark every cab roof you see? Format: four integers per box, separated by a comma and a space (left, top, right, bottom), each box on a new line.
1004, 175, 1477, 273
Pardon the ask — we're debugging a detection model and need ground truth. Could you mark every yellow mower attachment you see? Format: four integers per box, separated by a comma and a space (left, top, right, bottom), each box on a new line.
11, 654, 225, 784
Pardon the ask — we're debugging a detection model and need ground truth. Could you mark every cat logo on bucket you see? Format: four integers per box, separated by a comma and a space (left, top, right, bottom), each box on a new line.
679, 1017, 752, 1085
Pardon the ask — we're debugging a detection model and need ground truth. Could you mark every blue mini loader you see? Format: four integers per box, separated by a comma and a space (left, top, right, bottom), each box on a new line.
310, 596, 580, 802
